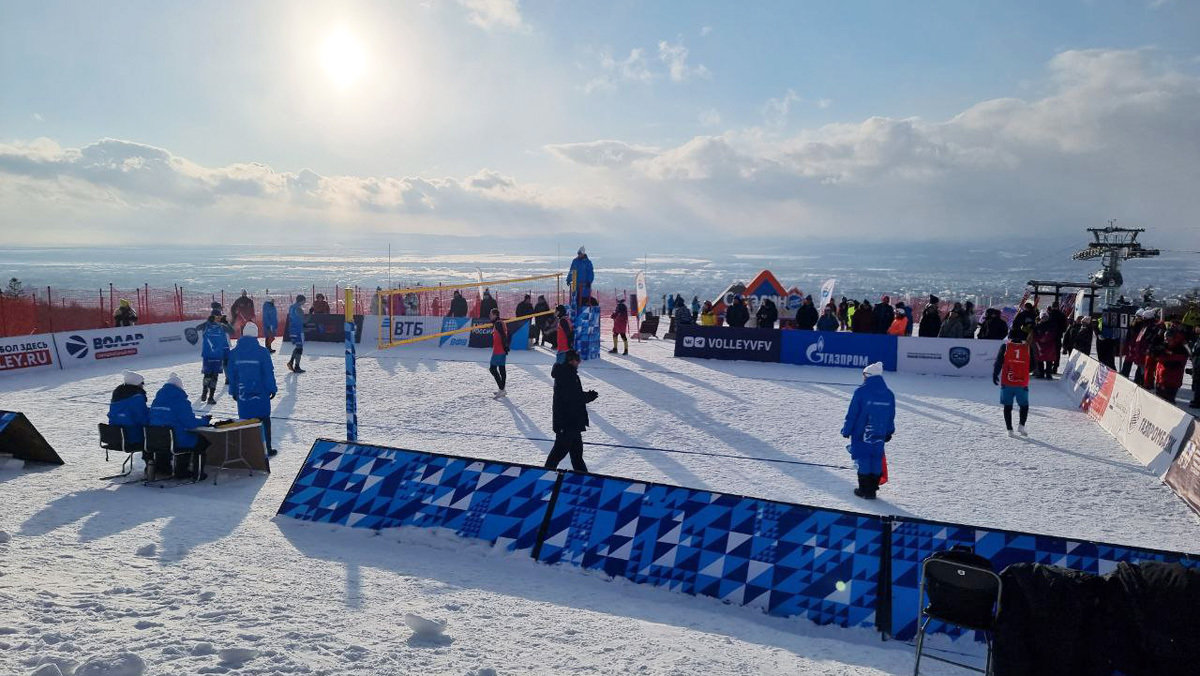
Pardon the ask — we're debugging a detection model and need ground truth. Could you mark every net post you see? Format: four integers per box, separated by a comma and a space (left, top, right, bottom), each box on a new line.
344, 287, 358, 442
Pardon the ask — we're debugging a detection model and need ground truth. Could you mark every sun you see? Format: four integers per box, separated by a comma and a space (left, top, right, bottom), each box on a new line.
320, 29, 367, 89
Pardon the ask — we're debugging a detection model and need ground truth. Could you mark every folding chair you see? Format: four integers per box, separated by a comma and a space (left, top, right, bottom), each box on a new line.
143, 425, 203, 485
913, 549, 1002, 676
97, 423, 143, 481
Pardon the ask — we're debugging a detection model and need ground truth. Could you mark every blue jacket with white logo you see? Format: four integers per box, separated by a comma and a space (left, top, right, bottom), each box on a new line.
227, 335, 277, 420
201, 323, 231, 361
108, 384, 150, 445
287, 302, 306, 342
261, 301, 279, 334
149, 383, 208, 448
840, 375, 895, 474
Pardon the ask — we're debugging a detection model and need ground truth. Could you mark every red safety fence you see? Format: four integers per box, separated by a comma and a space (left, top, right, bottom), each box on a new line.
0, 285, 371, 338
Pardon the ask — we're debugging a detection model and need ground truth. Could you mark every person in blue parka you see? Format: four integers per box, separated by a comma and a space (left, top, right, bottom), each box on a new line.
149, 372, 212, 479
261, 298, 279, 354
199, 313, 231, 405
286, 294, 307, 373
568, 246, 594, 309
840, 361, 895, 500
227, 322, 279, 456
108, 370, 150, 448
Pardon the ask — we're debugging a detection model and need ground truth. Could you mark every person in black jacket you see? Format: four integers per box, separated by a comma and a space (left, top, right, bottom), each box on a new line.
978, 309, 1009, 340
726, 295, 750, 328
448, 290, 468, 318
872, 295, 894, 334
515, 294, 534, 318
794, 295, 819, 330
532, 295, 552, 346
544, 350, 598, 472
1013, 302, 1037, 331
1071, 317, 1095, 356
478, 289, 498, 319
918, 296, 942, 337
755, 298, 779, 329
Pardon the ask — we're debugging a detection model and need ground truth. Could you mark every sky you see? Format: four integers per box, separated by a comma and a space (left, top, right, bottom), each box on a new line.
1, 0, 1199, 250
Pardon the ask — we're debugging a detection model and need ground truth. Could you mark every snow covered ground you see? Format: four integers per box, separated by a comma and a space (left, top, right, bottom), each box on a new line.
1, 335, 1196, 675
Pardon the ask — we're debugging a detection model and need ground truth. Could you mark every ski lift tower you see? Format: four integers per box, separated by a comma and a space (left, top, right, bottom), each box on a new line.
1071, 221, 1160, 307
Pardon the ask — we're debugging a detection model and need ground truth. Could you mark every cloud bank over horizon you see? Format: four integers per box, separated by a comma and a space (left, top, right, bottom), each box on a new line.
2, 49, 1198, 247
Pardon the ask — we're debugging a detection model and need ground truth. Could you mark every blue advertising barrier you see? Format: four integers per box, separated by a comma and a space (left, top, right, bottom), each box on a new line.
537, 471, 883, 628
886, 516, 1200, 641
277, 440, 1200, 645
781, 331, 898, 371
277, 439, 558, 553
674, 324, 782, 363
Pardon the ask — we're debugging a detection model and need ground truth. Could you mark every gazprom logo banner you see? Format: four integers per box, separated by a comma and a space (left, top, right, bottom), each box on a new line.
782, 331, 898, 371
673, 325, 781, 363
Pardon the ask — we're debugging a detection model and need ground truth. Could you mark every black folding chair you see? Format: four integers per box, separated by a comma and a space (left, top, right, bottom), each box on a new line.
143, 425, 202, 485
914, 550, 1002, 676
97, 423, 143, 480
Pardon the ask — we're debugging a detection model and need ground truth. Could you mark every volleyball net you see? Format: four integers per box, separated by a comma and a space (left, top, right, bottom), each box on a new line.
375, 273, 565, 349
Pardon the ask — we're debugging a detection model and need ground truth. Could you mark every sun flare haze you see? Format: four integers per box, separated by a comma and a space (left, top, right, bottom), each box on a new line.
320, 27, 367, 89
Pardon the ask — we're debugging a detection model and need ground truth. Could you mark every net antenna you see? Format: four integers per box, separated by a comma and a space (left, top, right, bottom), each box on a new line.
1071, 220, 1160, 306
377, 272, 563, 350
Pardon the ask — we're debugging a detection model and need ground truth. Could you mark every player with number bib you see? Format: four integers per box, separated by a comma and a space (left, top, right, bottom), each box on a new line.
993, 325, 1035, 437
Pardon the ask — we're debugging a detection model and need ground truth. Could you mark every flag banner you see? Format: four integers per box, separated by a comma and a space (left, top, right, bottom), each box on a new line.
819, 278, 837, 309
634, 271, 648, 316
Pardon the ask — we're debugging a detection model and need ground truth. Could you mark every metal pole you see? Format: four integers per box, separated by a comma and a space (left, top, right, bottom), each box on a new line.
45, 286, 55, 333
344, 287, 358, 442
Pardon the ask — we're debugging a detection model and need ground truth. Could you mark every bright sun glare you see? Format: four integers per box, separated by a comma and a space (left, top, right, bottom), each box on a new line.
320, 29, 367, 88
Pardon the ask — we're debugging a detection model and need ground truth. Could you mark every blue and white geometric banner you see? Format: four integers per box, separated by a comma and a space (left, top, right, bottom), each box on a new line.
277, 440, 558, 553
537, 472, 883, 628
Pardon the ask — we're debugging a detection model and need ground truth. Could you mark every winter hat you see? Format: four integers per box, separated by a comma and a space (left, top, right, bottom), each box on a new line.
167, 372, 183, 389
882, 295, 890, 303
863, 362, 884, 378
296, 294, 306, 303
122, 370, 144, 386
119, 299, 131, 308
243, 322, 259, 338
578, 246, 586, 255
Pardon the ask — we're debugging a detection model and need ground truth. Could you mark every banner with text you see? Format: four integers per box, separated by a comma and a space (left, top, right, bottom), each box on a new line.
57, 322, 202, 371
0, 333, 59, 377
1164, 422, 1200, 516
673, 325, 781, 363
781, 331, 898, 371
896, 336, 1000, 378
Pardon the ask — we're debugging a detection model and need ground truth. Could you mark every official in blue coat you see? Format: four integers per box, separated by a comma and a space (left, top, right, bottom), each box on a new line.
108, 370, 150, 447
261, 298, 279, 353
568, 246, 594, 308
149, 373, 211, 478
199, 314, 231, 404
840, 362, 895, 499
227, 323, 279, 455
286, 294, 307, 373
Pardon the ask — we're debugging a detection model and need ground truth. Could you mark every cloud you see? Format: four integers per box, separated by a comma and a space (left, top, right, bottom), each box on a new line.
455, 0, 525, 31
582, 48, 654, 93
545, 140, 659, 168
699, 26, 713, 37
31, 113, 43, 122
698, 108, 722, 127
550, 49, 1200, 242
0, 137, 597, 242
581, 37, 709, 93
657, 39, 709, 82
762, 89, 802, 127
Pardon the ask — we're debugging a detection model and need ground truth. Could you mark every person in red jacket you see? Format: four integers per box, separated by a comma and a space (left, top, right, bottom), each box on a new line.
554, 305, 573, 364
994, 327, 1035, 437
1140, 315, 1166, 390
488, 308, 510, 398
609, 298, 630, 355
1153, 329, 1190, 403
1032, 314, 1059, 379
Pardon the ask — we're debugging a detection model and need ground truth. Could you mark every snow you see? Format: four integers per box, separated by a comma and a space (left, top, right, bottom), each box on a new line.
0, 336, 1196, 675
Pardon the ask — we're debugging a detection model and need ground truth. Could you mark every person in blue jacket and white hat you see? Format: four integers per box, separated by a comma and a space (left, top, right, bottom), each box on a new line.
841, 361, 896, 499
149, 372, 212, 479
227, 322, 279, 456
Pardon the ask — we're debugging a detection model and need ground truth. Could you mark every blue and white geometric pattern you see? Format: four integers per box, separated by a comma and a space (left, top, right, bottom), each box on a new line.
277, 440, 558, 553
572, 306, 601, 360
889, 517, 1200, 641
537, 472, 883, 628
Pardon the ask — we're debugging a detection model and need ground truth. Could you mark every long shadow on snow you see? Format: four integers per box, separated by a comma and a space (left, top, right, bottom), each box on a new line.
19, 471, 266, 563
582, 361, 848, 498
274, 519, 899, 671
